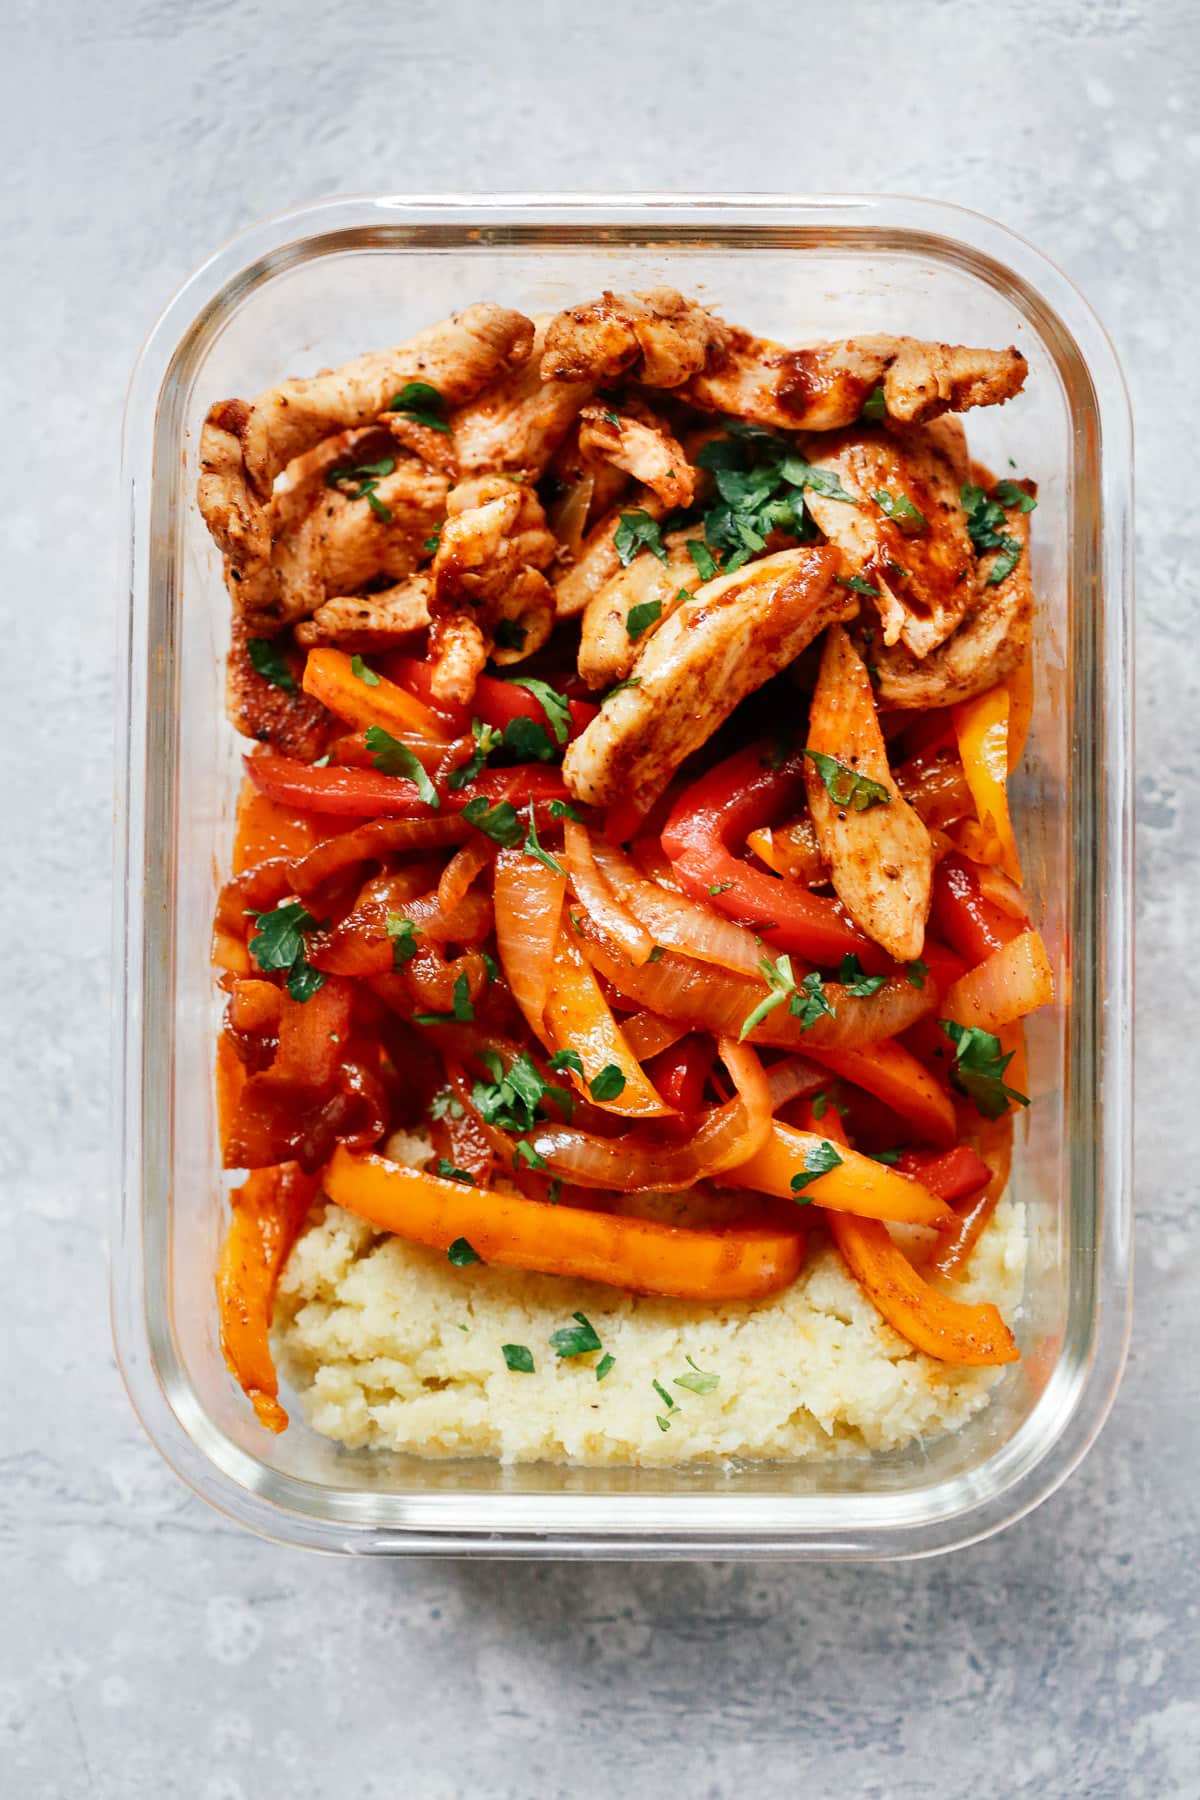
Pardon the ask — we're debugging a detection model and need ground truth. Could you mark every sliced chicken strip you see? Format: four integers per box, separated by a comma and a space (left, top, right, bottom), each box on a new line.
197, 402, 279, 623
577, 528, 704, 689
453, 322, 593, 477
801, 418, 975, 658
577, 399, 696, 506
228, 304, 534, 498
294, 575, 433, 650
379, 409, 461, 475
863, 487, 1035, 708
546, 423, 632, 540
427, 478, 558, 702
683, 328, 1026, 432
804, 625, 932, 962
553, 492, 667, 620
225, 618, 331, 758
564, 547, 853, 814
541, 288, 730, 387
272, 458, 448, 627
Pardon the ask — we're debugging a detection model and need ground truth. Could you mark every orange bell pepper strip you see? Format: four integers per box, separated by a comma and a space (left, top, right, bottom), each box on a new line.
302, 646, 453, 742
942, 928, 1053, 1032
732, 1122, 957, 1229
216, 1034, 248, 1157
953, 686, 1022, 883
232, 779, 320, 873
544, 920, 674, 1118
1006, 650, 1034, 774
323, 1146, 807, 1301
806, 1038, 957, 1146
926, 1113, 1014, 1279
216, 1162, 320, 1431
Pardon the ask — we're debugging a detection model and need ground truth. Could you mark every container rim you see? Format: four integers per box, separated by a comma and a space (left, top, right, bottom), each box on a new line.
112, 192, 1133, 1559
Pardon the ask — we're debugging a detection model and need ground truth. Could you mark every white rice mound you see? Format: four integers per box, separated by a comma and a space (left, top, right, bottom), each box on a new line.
273, 1130, 1027, 1467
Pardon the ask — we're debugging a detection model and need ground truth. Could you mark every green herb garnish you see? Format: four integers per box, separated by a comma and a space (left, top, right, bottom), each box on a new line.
688, 540, 719, 581
739, 952, 798, 1040
789, 1140, 844, 1200
389, 379, 450, 433
674, 1356, 719, 1396
386, 913, 419, 968
365, 727, 440, 807
906, 958, 929, 990
494, 618, 527, 651
502, 1343, 535, 1373
461, 795, 524, 846
861, 385, 887, 422
589, 1064, 626, 1102
446, 1236, 481, 1263
834, 573, 883, 598
790, 970, 836, 1031
836, 953, 887, 998
614, 510, 669, 567
595, 1353, 615, 1382
351, 654, 380, 686
473, 1050, 573, 1133
436, 1162, 476, 1187
871, 488, 927, 534
413, 971, 474, 1026
247, 901, 326, 1004
246, 637, 295, 691
429, 1090, 463, 1121
802, 749, 891, 812
523, 805, 565, 878
625, 597, 663, 641
550, 1312, 602, 1359
941, 1020, 1030, 1120
325, 456, 396, 521
961, 482, 1034, 586
549, 799, 584, 822
501, 676, 572, 745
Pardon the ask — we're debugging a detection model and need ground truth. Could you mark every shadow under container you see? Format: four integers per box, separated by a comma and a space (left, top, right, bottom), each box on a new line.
113, 194, 1133, 1557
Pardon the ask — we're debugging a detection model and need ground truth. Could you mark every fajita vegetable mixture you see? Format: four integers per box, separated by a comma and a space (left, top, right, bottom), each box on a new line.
199, 289, 1051, 1462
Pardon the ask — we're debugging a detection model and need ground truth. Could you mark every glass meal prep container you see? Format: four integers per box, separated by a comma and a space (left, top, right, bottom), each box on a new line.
112, 194, 1133, 1559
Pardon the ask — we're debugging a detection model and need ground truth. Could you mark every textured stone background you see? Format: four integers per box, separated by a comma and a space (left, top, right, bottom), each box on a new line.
3, 1, 1197, 1794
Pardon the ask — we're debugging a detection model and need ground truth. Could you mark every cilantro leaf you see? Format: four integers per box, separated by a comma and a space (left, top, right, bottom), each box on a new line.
589, 1064, 626, 1102
961, 482, 1028, 585
473, 1050, 573, 1133
652, 1378, 677, 1413
626, 597, 663, 641
325, 457, 396, 521
365, 727, 440, 807
524, 806, 565, 878
789, 1139, 844, 1200
688, 539, 720, 581
871, 488, 927, 534
389, 379, 450, 433
870, 1148, 902, 1166
502, 1344, 534, 1373
674, 1355, 719, 1396
647, 945, 665, 962
708, 881, 735, 896
861, 385, 887, 422
499, 715, 557, 764
494, 618, 526, 651
601, 677, 642, 703
790, 970, 836, 1031
351, 653, 380, 686
941, 1020, 1030, 1120
461, 795, 524, 846
595, 1353, 615, 1382
834, 573, 882, 598
429, 1090, 463, 1121
501, 676, 572, 745
739, 953, 797, 1040
836, 953, 887, 998
247, 637, 295, 691
513, 1139, 547, 1171
247, 901, 326, 1004
447, 718, 502, 791
802, 749, 891, 812
446, 1236, 481, 1263
906, 958, 928, 990
548, 1048, 584, 1078
778, 458, 860, 504
549, 799, 583, 822
614, 510, 668, 567
435, 1162, 476, 1187
992, 480, 1038, 514
413, 970, 474, 1026
386, 913, 419, 968
549, 1311, 602, 1359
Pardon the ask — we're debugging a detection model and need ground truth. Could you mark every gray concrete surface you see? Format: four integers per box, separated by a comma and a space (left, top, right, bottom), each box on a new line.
3, 1, 1197, 1794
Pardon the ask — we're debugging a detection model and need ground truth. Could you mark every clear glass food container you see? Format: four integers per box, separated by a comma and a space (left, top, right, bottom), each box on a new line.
112, 194, 1133, 1558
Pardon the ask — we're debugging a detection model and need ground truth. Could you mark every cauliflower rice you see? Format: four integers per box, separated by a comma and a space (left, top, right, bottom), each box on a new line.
273, 1139, 1026, 1466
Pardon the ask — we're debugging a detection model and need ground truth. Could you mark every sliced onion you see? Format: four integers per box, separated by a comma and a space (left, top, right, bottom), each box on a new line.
290, 817, 469, 903
549, 472, 595, 557
592, 836, 763, 976
438, 837, 498, 916
564, 822, 655, 966
620, 1010, 690, 1061
765, 1053, 828, 1110
974, 862, 1031, 922
492, 847, 564, 1046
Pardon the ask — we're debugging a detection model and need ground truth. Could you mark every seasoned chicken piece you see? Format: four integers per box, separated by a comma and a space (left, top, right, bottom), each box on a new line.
453, 322, 593, 477
426, 477, 558, 703
197, 402, 279, 623
564, 547, 853, 813
864, 485, 1035, 708
804, 625, 932, 962
222, 304, 534, 498
379, 409, 461, 475
225, 618, 332, 758
272, 457, 448, 627
683, 328, 1027, 432
577, 528, 704, 689
294, 575, 433, 650
801, 418, 975, 658
547, 423, 632, 532
553, 492, 667, 619
577, 399, 696, 506
541, 288, 730, 387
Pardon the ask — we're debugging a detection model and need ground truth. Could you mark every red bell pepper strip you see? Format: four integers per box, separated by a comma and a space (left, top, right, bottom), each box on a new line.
895, 1145, 992, 1205
380, 655, 599, 742
648, 1034, 716, 1114
930, 854, 1026, 966
661, 743, 878, 966
246, 748, 570, 819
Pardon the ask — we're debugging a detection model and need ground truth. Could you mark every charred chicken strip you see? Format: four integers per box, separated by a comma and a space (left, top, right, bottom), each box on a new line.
564, 547, 853, 813
453, 322, 594, 478
577, 529, 704, 689
682, 328, 1027, 432
427, 477, 558, 703
541, 287, 730, 388
804, 625, 933, 963
553, 492, 667, 619
294, 575, 434, 650
577, 399, 697, 507
801, 417, 975, 658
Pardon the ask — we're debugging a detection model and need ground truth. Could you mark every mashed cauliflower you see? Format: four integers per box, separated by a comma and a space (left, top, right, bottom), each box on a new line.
273, 1135, 1026, 1466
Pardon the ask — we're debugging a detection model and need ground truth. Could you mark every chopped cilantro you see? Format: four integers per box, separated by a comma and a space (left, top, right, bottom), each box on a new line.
502, 1343, 534, 1374
802, 749, 891, 812
389, 379, 449, 433
655, 1414, 672, 1432
247, 901, 326, 1005
325, 456, 395, 521
674, 1355, 718, 1396
993, 479, 1038, 514
589, 1064, 626, 1102
708, 881, 735, 896
461, 795, 524, 846
790, 970, 836, 1030
790, 1139, 844, 1200
423, 526, 442, 556
386, 913, 419, 969
777, 457, 860, 504
861, 384, 887, 422
688, 539, 719, 581
614, 509, 668, 567
481, 949, 499, 984
447, 718, 502, 791
961, 482, 1033, 586
549, 799, 584, 822
626, 597, 663, 641
435, 1162, 476, 1187
595, 1352, 615, 1382
836, 953, 887, 998
870, 1148, 902, 1166
513, 1139, 547, 1171
548, 1048, 585, 1078
501, 676, 572, 745
413, 970, 474, 1026
523, 805, 565, 878
835, 573, 883, 598
446, 1236, 481, 1263
365, 727, 440, 807
871, 487, 927, 535
941, 1020, 1030, 1120
494, 618, 527, 651
906, 958, 929, 990
739, 953, 798, 1040
652, 1378, 677, 1413
601, 677, 642, 702
350, 653, 380, 686
473, 1049, 573, 1133
648, 945, 665, 962
549, 1312, 602, 1359
246, 636, 295, 691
